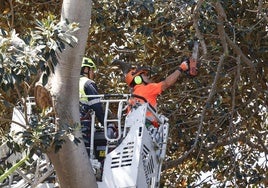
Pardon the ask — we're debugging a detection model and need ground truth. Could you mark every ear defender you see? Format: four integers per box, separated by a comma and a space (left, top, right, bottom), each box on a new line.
134, 75, 143, 85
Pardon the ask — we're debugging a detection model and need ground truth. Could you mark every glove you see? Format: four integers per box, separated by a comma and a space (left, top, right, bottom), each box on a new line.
178, 58, 198, 76
178, 60, 189, 72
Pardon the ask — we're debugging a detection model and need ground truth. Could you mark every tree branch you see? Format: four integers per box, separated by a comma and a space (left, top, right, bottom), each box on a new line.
163, 54, 226, 170
225, 34, 255, 70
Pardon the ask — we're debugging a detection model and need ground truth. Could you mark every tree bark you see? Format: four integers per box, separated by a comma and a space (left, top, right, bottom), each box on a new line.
46, 0, 98, 187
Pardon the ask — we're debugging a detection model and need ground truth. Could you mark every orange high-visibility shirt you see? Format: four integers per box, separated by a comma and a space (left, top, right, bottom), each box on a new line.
133, 82, 163, 109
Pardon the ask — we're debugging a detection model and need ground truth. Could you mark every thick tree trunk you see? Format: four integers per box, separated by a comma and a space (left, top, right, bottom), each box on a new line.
46, 0, 98, 187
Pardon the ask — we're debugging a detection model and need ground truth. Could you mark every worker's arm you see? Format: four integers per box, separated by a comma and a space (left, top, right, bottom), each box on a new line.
84, 81, 105, 125
161, 70, 182, 91
161, 61, 189, 91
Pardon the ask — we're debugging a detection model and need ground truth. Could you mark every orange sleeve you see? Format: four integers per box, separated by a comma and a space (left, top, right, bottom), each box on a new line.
150, 82, 163, 95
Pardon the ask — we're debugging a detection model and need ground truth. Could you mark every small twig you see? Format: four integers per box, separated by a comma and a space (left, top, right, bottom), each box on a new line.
8, 0, 14, 28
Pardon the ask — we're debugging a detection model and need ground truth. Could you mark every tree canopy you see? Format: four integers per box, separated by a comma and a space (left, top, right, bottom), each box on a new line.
0, 0, 267, 187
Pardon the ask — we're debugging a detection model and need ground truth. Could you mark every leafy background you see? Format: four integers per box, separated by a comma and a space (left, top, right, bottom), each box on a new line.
0, 0, 267, 187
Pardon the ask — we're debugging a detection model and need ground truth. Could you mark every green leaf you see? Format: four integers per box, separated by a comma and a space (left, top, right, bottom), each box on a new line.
0, 28, 8, 36
73, 137, 81, 145
42, 73, 48, 85
50, 49, 58, 67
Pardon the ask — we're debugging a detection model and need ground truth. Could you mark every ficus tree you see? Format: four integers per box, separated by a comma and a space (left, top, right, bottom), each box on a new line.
0, 0, 267, 187
0, 0, 98, 187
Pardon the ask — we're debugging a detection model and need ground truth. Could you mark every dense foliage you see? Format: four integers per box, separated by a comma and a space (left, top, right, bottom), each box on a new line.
89, 0, 268, 186
0, 0, 267, 187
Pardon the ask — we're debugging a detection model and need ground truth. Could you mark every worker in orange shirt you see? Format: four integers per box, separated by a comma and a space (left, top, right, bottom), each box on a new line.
125, 58, 197, 127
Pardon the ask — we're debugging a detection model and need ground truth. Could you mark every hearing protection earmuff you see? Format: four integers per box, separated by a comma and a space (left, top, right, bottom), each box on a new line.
134, 75, 143, 85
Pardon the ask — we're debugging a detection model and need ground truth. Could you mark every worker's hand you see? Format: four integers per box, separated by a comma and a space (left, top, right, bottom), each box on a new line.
178, 58, 198, 76
178, 60, 189, 72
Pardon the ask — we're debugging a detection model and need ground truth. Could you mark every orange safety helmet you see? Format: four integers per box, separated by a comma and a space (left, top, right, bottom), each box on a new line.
125, 68, 148, 87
